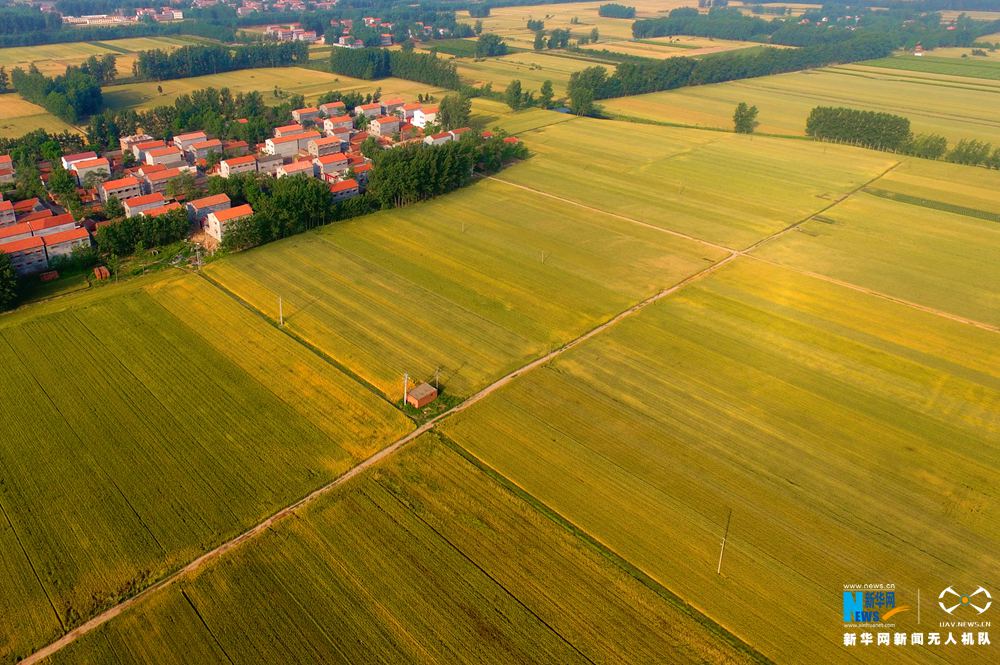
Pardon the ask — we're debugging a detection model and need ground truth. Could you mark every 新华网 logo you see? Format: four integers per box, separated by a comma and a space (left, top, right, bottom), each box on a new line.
843, 589, 910, 624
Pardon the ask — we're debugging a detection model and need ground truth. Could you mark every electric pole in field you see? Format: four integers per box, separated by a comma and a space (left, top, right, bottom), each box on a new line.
717, 508, 733, 575
278, 296, 284, 326
402, 372, 409, 407
434, 367, 440, 390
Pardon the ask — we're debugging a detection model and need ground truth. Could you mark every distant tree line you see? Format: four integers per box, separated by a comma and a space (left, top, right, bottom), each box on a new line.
599, 4, 636, 19
10, 65, 103, 123
134, 42, 309, 81
566, 34, 893, 114
633, 6, 1000, 49
330, 48, 460, 87
806, 105, 1000, 168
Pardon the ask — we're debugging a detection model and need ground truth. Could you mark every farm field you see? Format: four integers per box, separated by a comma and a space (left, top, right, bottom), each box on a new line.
102, 68, 446, 111
864, 52, 1000, 80
204, 176, 726, 399
0, 36, 206, 77
457, 1, 673, 49
471, 97, 576, 133
0, 272, 410, 662
440, 257, 1000, 664
582, 35, 776, 59
0, 94, 82, 137
456, 51, 610, 96
601, 64, 1000, 143
492, 115, 896, 248
41, 435, 761, 665
752, 189, 1000, 327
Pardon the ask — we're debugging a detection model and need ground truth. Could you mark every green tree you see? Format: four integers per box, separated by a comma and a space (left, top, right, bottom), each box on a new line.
474, 20, 483, 35
733, 102, 759, 134
438, 93, 472, 130
538, 80, 554, 109
533, 30, 546, 51
475, 33, 509, 58
0, 252, 17, 312
103, 194, 124, 219
166, 171, 200, 200
0, 66, 8, 92
591, 27, 600, 42
504, 80, 524, 110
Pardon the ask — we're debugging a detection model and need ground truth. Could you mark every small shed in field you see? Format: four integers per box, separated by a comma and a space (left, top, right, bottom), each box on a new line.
406, 382, 438, 409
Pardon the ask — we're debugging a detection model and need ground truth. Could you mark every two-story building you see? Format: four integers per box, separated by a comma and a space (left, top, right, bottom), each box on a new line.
144, 167, 183, 194
412, 106, 439, 128
60, 151, 98, 170
274, 123, 306, 138
132, 139, 167, 162
324, 115, 353, 134
0, 236, 47, 274
186, 193, 231, 225
370, 115, 400, 137
308, 136, 344, 158
329, 178, 360, 201
145, 146, 185, 167
315, 152, 349, 179
220, 155, 257, 178
123, 193, 166, 217
354, 102, 381, 119
172, 131, 208, 152
277, 160, 315, 178
70, 157, 110, 185
188, 138, 223, 162
42, 227, 91, 262
100, 176, 143, 203
206, 203, 253, 242
292, 107, 321, 125
319, 101, 346, 116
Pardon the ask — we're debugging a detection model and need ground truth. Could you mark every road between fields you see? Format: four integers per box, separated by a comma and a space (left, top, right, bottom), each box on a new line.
487, 174, 1000, 335
21, 249, 740, 664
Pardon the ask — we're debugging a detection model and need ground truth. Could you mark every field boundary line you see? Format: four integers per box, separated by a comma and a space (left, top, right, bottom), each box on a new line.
22, 251, 739, 665
436, 431, 774, 665
485, 176, 735, 253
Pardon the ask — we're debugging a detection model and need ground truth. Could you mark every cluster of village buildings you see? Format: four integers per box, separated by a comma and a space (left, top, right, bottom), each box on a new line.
0, 95, 510, 277
60, 6, 185, 27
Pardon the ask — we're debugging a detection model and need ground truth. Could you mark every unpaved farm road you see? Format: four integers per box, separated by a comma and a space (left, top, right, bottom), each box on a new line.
22, 248, 740, 664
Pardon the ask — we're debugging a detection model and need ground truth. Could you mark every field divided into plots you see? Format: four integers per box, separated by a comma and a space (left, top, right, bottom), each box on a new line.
205, 176, 725, 399
455, 51, 611, 96
0, 273, 410, 662
601, 64, 1000, 143
752, 160, 1000, 326
441, 258, 1000, 664
41, 436, 761, 665
492, 116, 896, 248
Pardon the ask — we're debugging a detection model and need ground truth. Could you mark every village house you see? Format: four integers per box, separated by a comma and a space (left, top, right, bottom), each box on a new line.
370, 115, 400, 137
100, 176, 143, 202
324, 115, 353, 134
132, 139, 167, 162
220, 154, 257, 178
223, 140, 249, 157
292, 107, 321, 125
449, 127, 472, 140
186, 193, 230, 224
266, 135, 303, 159
319, 101, 346, 116
12, 198, 45, 216
172, 131, 207, 152
308, 136, 344, 158
19, 209, 53, 224
277, 160, 315, 178
412, 106, 439, 128
381, 98, 405, 115
29, 214, 76, 237
315, 152, 349, 179
0, 155, 14, 184
256, 154, 284, 176
119, 133, 153, 154
352, 162, 371, 188
123, 193, 166, 217
0, 236, 47, 275
60, 151, 98, 170
188, 138, 223, 162
397, 102, 421, 121
274, 123, 306, 138
0, 222, 32, 244
0, 200, 15, 226
42, 227, 91, 261
146, 146, 185, 167
144, 167, 183, 194
70, 157, 110, 185
423, 131, 452, 146
406, 382, 438, 408
329, 178, 360, 201
355, 102, 381, 119
206, 203, 253, 242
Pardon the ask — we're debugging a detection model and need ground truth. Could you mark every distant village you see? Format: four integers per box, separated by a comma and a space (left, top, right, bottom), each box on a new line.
0, 96, 518, 278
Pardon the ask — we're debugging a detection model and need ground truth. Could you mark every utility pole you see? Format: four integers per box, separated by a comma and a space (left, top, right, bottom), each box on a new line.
402, 372, 409, 407
717, 508, 733, 575
434, 367, 440, 390
278, 296, 284, 326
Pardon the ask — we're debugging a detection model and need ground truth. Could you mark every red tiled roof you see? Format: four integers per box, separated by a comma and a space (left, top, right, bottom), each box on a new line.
139, 163, 169, 175
147, 146, 182, 157
124, 193, 165, 208
188, 193, 230, 209
311, 136, 342, 147
293, 107, 319, 114
18, 209, 54, 223
327, 114, 352, 123
174, 131, 207, 141
29, 214, 75, 233
281, 161, 314, 173
353, 163, 372, 173
144, 202, 183, 217
0, 200, 12, 212
0, 235, 44, 253
62, 151, 97, 163
71, 157, 110, 170
135, 140, 166, 150
224, 155, 257, 167
358, 103, 381, 110
102, 176, 142, 191
212, 204, 254, 222
317, 152, 348, 165
191, 139, 223, 150
0, 222, 31, 241
421, 105, 439, 113
12, 198, 40, 212
402, 102, 421, 110
275, 123, 304, 133
430, 131, 451, 140
330, 178, 359, 193
146, 167, 182, 182
42, 227, 89, 246
503, 136, 520, 144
